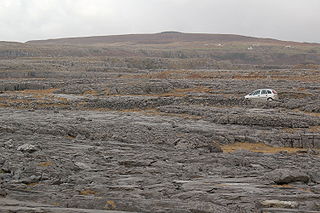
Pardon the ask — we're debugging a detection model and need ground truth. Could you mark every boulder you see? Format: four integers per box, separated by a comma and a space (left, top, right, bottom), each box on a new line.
3, 139, 14, 149
311, 185, 320, 194
309, 170, 320, 184
17, 144, 38, 153
260, 200, 299, 209
265, 169, 310, 184
0, 188, 7, 197
74, 162, 91, 170
208, 142, 223, 153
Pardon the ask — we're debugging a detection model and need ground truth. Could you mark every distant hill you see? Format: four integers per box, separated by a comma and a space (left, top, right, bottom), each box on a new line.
27, 32, 294, 46
1, 32, 319, 66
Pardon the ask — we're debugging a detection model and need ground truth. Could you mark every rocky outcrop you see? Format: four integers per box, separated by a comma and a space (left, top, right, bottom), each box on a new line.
265, 169, 310, 184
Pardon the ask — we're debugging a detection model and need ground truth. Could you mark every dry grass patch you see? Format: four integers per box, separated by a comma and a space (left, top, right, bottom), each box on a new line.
271, 184, 312, 193
103, 88, 111, 95
54, 97, 69, 102
282, 128, 304, 134
306, 112, 320, 117
3, 99, 33, 104
27, 182, 41, 187
19, 88, 58, 95
105, 200, 116, 209
76, 101, 88, 107
11, 88, 58, 99
82, 107, 113, 112
38, 162, 54, 167
308, 126, 320, 133
271, 184, 294, 189
119, 108, 150, 113
83, 90, 99, 96
222, 142, 308, 154
185, 72, 219, 79
0, 103, 8, 107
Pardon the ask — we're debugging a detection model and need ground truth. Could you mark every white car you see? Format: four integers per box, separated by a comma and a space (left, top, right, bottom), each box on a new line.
245, 89, 278, 101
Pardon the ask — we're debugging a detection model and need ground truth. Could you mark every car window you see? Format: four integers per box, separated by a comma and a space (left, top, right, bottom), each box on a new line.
261, 90, 267, 95
267, 90, 272, 94
252, 90, 260, 96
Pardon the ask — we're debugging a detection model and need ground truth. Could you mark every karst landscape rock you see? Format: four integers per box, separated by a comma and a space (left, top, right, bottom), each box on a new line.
0, 32, 320, 212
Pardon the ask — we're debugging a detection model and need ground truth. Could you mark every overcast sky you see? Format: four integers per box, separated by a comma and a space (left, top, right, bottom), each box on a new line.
0, 0, 319, 43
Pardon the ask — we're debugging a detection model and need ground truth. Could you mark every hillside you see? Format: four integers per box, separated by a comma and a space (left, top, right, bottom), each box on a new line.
27, 32, 282, 45
0, 32, 320, 66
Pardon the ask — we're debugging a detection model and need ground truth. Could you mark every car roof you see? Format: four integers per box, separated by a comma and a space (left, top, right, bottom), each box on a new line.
255, 89, 275, 90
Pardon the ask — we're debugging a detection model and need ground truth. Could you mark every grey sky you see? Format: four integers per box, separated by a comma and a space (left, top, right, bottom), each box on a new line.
0, 0, 319, 43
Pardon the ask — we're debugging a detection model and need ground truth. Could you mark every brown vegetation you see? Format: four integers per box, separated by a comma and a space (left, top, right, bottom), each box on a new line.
221, 142, 310, 154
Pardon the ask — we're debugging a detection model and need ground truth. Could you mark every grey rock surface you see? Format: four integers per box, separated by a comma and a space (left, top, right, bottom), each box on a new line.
0, 60, 319, 212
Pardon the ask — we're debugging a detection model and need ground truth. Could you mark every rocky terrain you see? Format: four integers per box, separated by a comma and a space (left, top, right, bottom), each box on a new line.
0, 33, 320, 212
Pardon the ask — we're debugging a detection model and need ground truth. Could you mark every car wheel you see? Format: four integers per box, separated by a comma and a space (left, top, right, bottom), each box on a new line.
267, 97, 273, 101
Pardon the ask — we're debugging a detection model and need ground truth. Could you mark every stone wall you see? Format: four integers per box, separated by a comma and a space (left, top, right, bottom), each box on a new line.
281, 134, 320, 149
